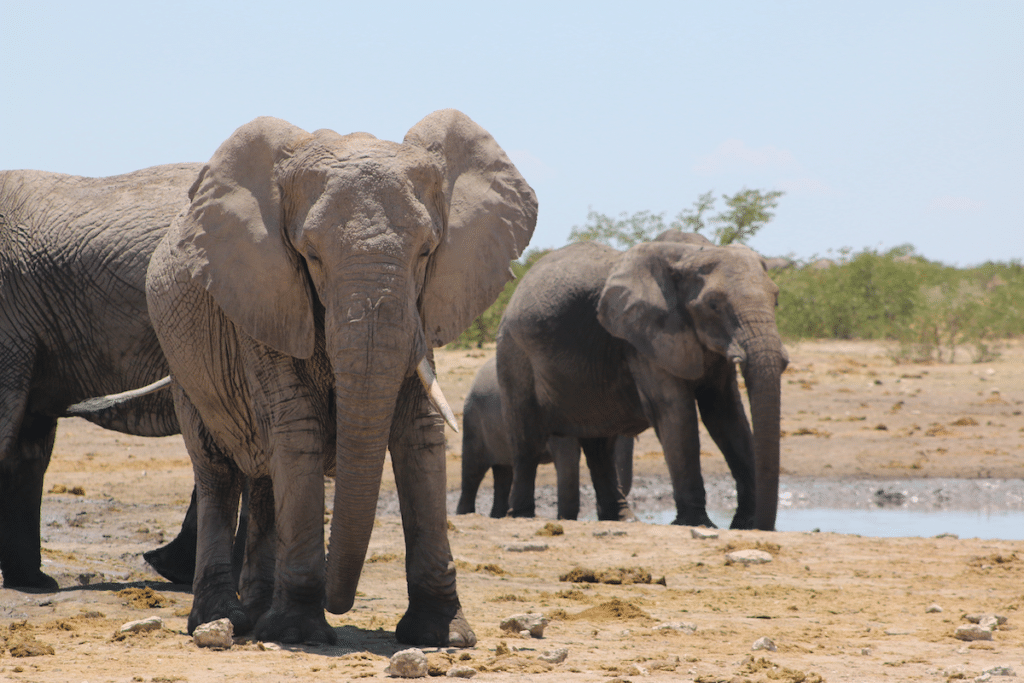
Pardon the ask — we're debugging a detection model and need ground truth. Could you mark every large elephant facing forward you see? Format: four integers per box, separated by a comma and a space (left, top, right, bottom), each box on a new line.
0, 164, 205, 591
497, 237, 787, 531
457, 357, 634, 520
145, 111, 537, 646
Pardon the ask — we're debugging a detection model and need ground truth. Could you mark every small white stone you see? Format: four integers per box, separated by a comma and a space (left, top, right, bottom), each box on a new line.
982, 665, 1015, 677
504, 543, 549, 552
500, 613, 548, 637
752, 636, 776, 651
119, 616, 163, 634
445, 665, 478, 678
538, 648, 568, 664
926, 604, 943, 613
385, 648, 429, 678
726, 549, 773, 565
654, 622, 697, 633
954, 624, 994, 641
193, 618, 233, 649
691, 528, 719, 539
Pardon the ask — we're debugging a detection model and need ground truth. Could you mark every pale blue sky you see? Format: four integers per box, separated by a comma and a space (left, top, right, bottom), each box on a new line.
3, 1, 1021, 265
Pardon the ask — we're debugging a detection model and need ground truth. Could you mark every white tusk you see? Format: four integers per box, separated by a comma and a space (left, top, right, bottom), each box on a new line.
417, 357, 459, 433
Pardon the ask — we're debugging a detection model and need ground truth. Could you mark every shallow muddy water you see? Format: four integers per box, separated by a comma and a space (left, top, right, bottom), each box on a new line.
441, 474, 1024, 540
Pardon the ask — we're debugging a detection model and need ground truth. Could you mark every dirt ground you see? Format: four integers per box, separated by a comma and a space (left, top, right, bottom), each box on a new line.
2, 339, 1022, 682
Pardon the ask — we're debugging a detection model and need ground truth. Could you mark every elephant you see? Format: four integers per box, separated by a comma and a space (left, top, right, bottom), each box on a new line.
456, 356, 634, 520
496, 236, 787, 531
143, 111, 537, 646
0, 163, 214, 591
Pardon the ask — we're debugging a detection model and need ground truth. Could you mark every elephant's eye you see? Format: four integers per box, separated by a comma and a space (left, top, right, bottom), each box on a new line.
420, 243, 432, 258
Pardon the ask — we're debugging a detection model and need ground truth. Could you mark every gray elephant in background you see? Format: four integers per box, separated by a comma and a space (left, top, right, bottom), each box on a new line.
144, 111, 536, 646
0, 164, 212, 591
497, 235, 787, 531
456, 357, 633, 520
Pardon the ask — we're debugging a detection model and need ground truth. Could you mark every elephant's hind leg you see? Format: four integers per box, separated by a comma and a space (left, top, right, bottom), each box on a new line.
0, 413, 57, 591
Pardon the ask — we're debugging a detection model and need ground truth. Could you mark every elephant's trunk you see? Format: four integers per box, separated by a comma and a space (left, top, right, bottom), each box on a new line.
736, 322, 785, 531
323, 275, 414, 615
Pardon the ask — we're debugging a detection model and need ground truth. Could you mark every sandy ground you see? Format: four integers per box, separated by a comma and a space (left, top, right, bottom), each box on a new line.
2, 339, 1023, 682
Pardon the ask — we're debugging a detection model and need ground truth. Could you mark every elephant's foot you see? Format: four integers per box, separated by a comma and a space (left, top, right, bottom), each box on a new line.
396, 605, 476, 648
143, 536, 197, 585
729, 512, 755, 530
252, 605, 337, 646
672, 509, 717, 528
596, 502, 636, 522
189, 568, 253, 635
1, 568, 59, 593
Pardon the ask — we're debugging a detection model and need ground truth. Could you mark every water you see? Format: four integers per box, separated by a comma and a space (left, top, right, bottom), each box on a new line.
644, 507, 1024, 540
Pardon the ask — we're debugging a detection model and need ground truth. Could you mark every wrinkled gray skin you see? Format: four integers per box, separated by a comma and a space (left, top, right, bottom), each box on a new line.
456, 357, 634, 520
0, 164, 209, 591
145, 111, 537, 647
497, 233, 787, 530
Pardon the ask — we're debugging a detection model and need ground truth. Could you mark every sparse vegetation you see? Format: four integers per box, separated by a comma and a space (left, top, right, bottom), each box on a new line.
772, 246, 1024, 363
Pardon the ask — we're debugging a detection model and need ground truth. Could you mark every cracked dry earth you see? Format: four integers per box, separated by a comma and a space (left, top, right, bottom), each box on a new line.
2, 339, 1023, 682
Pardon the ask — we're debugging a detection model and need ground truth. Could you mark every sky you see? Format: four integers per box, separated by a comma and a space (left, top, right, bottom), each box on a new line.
2, 1, 1021, 266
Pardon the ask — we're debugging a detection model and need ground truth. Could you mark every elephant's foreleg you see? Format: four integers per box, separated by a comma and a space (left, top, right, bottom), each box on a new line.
238, 476, 274, 624
455, 426, 488, 515
251, 422, 334, 646
489, 464, 513, 519
390, 374, 475, 648
696, 378, 756, 529
0, 414, 57, 591
648, 388, 715, 527
550, 437, 582, 520
178, 396, 249, 636
580, 437, 634, 522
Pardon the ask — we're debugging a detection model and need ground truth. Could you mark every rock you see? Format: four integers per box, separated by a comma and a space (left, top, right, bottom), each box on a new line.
592, 529, 628, 537
654, 622, 697, 633
981, 665, 1015, 677
193, 618, 233, 649
500, 613, 548, 638
445, 665, 478, 678
954, 624, 994, 641
118, 616, 163, 634
726, 549, 773, 565
386, 648, 429, 678
504, 543, 549, 552
752, 636, 776, 651
965, 613, 1007, 629
926, 604, 943, 613
538, 648, 568, 664
691, 527, 719, 539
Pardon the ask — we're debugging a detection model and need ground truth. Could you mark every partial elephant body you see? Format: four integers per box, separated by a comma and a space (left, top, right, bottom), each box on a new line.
457, 356, 633, 519
146, 111, 536, 647
497, 238, 786, 531
0, 164, 203, 590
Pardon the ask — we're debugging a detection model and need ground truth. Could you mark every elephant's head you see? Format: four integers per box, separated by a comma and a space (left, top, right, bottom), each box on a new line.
596, 240, 787, 530
171, 111, 537, 612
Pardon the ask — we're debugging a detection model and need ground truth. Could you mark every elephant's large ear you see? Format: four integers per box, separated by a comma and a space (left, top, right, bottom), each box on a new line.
597, 243, 705, 380
404, 110, 538, 347
174, 117, 317, 358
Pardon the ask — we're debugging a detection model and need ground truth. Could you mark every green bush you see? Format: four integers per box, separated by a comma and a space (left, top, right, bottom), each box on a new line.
772, 247, 1024, 363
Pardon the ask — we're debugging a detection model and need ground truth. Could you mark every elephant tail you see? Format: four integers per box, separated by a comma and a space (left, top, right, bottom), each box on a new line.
64, 376, 173, 416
